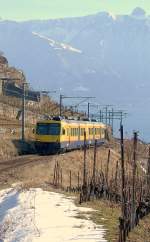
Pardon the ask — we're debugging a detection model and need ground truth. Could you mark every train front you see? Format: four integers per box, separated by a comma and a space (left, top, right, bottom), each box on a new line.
35, 120, 61, 154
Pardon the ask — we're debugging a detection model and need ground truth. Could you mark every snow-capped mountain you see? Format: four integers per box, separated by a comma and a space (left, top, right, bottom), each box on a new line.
0, 8, 150, 139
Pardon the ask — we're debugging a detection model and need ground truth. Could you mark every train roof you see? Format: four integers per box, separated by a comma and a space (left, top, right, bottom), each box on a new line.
37, 116, 106, 126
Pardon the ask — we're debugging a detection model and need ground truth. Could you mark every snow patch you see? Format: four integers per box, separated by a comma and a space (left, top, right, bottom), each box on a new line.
32, 32, 82, 54
108, 12, 117, 21
139, 161, 147, 174
0, 188, 107, 242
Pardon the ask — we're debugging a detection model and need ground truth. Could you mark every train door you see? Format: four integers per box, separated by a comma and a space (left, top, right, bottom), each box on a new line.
78, 125, 80, 143
93, 125, 95, 142
68, 126, 71, 146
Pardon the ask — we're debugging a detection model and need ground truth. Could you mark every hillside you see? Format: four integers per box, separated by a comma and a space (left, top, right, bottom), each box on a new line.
0, 54, 83, 158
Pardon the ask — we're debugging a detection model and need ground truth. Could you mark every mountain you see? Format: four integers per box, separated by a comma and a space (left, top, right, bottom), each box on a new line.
0, 8, 150, 139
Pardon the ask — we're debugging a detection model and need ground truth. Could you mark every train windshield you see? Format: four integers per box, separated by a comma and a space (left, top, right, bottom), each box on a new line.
36, 123, 60, 135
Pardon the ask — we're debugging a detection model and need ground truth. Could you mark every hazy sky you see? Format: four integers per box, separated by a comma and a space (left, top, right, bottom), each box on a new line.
0, 0, 149, 21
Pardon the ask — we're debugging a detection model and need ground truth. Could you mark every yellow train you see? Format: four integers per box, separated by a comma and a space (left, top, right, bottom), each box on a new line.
35, 117, 107, 154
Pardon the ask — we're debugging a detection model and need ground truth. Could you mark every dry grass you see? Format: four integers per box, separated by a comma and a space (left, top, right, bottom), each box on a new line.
127, 215, 150, 242
0, 138, 18, 159
77, 199, 120, 242
0, 141, 149, 242
0, 145, 120, 190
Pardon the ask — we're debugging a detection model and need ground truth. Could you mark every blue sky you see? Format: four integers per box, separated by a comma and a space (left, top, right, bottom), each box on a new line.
0, 0, 149, 20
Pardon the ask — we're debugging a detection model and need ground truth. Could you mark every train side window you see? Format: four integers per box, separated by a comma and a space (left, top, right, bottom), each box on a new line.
78, 128, 80, 136
62, 128, 65, 135
83, 128, 85, 135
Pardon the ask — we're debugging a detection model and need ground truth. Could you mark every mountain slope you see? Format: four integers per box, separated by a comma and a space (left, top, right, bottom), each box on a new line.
0, 9, 150, 139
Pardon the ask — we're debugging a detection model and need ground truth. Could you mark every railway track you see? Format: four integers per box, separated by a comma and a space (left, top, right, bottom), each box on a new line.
0, 122, 33, 128
0, 122, 21, 127
0, 153, 66, 188
0, 155, 49, 172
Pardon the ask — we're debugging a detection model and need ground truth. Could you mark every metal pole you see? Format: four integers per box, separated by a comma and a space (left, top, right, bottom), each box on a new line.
60, 94, 62, 116
88, 102, 90, 119
93, 140, 97, 186
112, 108, 114, 135
82, 131, 88, 202
61, 168, 63, 188
78, 171, 80, 189
70, 170, 72, 190
108, 111, 111, 125
120, 124, 126, 214
83, 131, 87, 186
101, 112, 103, 123
131, 131, 138, 228
147, 147, 150, 196
120, 111, 123, 125
120, 124, 127, 242
105, 149, 111, 187
105, 106, 108, 125
100, 110, 102, 122
22, 83, 25, 141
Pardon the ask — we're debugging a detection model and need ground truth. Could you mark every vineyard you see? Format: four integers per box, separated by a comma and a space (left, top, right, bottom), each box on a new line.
51, 127, 150, 241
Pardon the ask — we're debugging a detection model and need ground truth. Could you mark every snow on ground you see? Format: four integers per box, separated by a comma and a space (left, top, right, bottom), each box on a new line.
0, 188, 107, 242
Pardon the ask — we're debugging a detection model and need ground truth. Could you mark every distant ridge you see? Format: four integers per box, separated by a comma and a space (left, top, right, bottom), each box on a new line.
0, 10, 150, 139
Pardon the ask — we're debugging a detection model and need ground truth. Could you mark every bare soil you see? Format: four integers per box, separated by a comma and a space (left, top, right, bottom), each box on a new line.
0, 146, 119, 189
